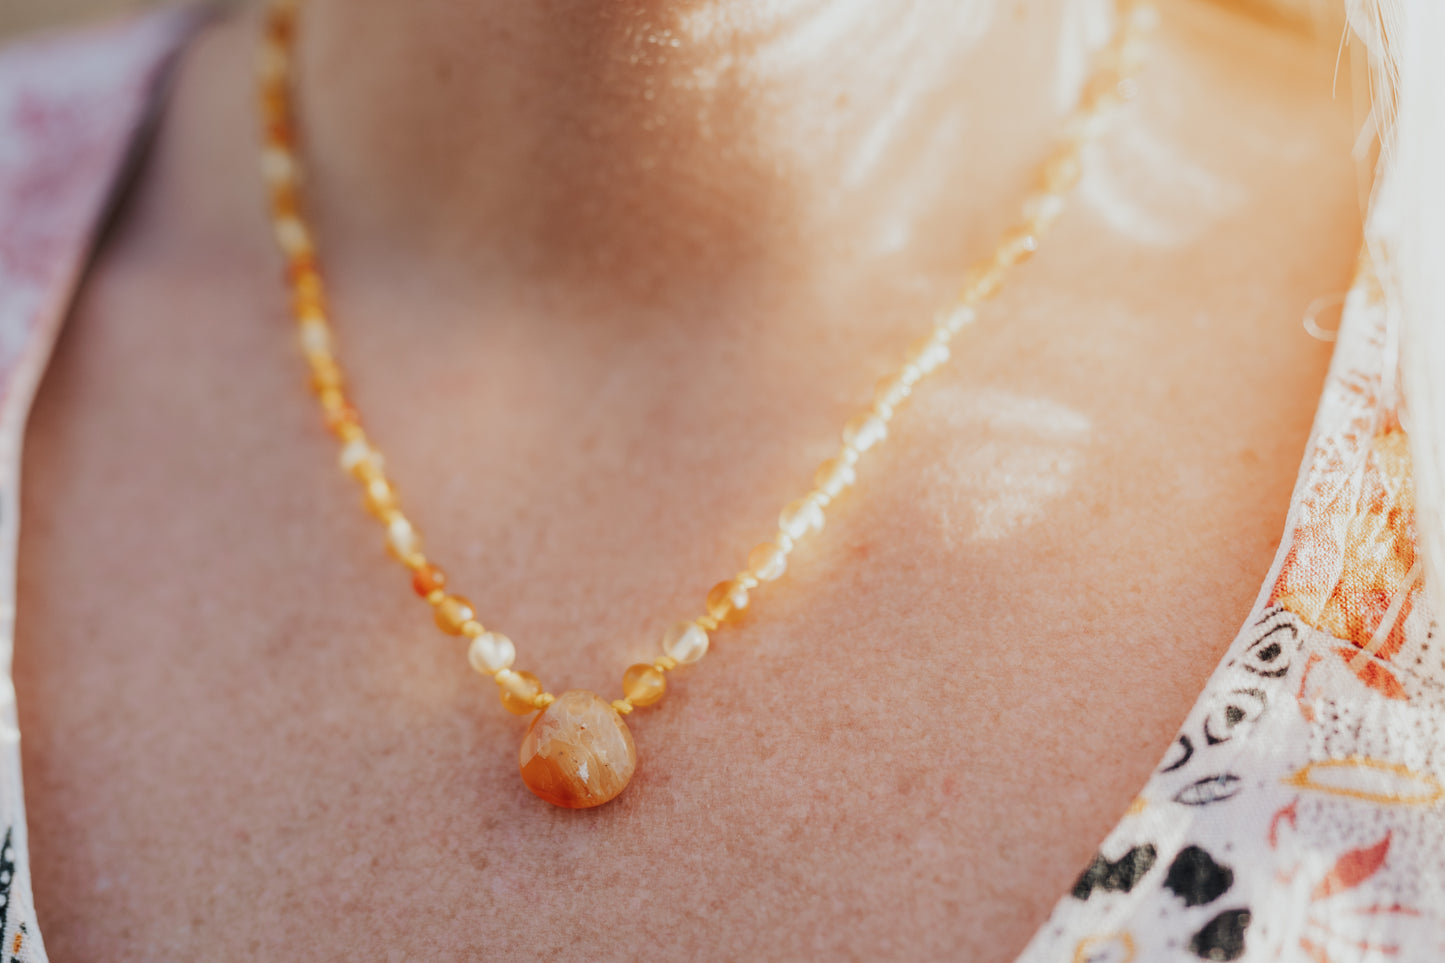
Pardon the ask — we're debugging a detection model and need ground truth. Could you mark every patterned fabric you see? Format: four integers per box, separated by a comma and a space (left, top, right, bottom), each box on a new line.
1018, 246, 1444, 961
0, 10, 203, 961
1, 9, 1440, 963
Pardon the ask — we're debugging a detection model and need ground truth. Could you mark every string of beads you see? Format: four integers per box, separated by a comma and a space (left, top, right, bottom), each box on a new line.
256, 0, 1154, 719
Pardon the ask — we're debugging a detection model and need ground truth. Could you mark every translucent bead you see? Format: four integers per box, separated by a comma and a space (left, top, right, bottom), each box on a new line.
411, 562, 446, 597
363, 477, 398, 516
995, 228, 1039, 266
747, 542, 787, 582
298, 318, 331, 355
936, 304, 978, 336
907, 336, 950, 374
497, 670, 542, 714
434, 595, 476, 634
468, 632, 516, 674
706, 579, 748, 620
274, 215, 312, 257
1023, 192, 1065, 229
623, 664, 667, 707
961, 261, 1005, 302
779, 497, 825, 539
339, 437, 381, 475
842, 413, 888, 452
1042, 149, 1083, 192
814, 457, 856, 497
662, 621, 709, 665
874, 374, 912, 411
260, 146, 296, 185
386, 514, 420, 557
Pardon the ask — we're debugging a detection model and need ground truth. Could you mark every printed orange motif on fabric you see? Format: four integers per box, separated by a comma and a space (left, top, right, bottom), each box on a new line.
1272, 423, 1419, 699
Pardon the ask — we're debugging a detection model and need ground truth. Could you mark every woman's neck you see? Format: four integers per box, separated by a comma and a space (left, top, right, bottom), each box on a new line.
290, 0, 1105, 302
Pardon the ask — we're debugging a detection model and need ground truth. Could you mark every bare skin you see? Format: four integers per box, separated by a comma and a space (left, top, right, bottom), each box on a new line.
14, 0, 1359, 959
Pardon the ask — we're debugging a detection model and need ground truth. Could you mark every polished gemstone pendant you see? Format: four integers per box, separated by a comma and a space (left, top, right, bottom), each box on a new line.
519, 690, 636, 808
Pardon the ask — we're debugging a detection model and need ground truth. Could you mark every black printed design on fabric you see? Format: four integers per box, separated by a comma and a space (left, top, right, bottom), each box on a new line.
1236, 607, 1298, 678
0, 825, 21, 962
1164, 846, 1234, 907
1070, 845, 1157, 900
1171, 773, 1243, 806
1189, 909, 1251, 962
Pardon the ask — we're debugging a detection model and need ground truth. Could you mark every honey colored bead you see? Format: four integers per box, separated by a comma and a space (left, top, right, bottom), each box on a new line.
814, 457, 856, 497
468, 632, 516, 674
411, 562, 446, 597
842, 413, 888, 452
747, 542, 787, 582
779, 497, 825, 540
662, 621, 709, 665
519, 690, 636, 808
434, 594, 476, 634
623, 663, 667, 707
497, 670, 543, 715
706, 579, 748, 620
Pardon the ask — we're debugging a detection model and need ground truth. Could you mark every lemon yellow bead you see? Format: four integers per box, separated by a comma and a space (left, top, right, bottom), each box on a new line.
662, 621, 709, 665
623, 663, 667, 707
434, 594, 476, 635
496, 670, 542, 714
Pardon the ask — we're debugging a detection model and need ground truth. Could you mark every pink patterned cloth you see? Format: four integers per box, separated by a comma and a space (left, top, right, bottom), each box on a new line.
0, 9, 203, 961
2, 9, 1441, 962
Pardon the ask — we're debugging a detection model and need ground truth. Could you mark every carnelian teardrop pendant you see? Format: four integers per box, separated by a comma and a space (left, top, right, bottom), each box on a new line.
519, 690, 636, 808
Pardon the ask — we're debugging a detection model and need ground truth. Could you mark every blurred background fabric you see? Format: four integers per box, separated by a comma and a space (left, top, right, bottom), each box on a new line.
0, 0, 165, 39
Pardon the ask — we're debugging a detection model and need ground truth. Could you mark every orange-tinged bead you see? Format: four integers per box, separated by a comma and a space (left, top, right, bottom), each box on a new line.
519, 690, 636, 808
623, 664, 667, 707
309, 357, 343, 393
706, 579, 748, 620
498, 670, 543, 715
412, 563, 447, 597
323, 400, 359, 436
434, 594, 475, 635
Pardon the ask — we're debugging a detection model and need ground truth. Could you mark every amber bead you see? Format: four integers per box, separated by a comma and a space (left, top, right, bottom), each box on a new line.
623, 664, 667, 707
433, 594, 476, 634
411, 563, 446, 597
498, 670, 543, 715
706, 579, 748, 620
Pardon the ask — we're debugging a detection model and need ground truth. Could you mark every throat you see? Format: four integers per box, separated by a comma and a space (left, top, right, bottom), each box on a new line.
291, 0, 1107, 303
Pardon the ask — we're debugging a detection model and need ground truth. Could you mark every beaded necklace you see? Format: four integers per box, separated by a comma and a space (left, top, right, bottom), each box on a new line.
256, 0, 1152, 808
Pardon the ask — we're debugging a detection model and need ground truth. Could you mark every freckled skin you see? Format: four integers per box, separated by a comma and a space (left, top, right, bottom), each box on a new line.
14, 1, 1357, 960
